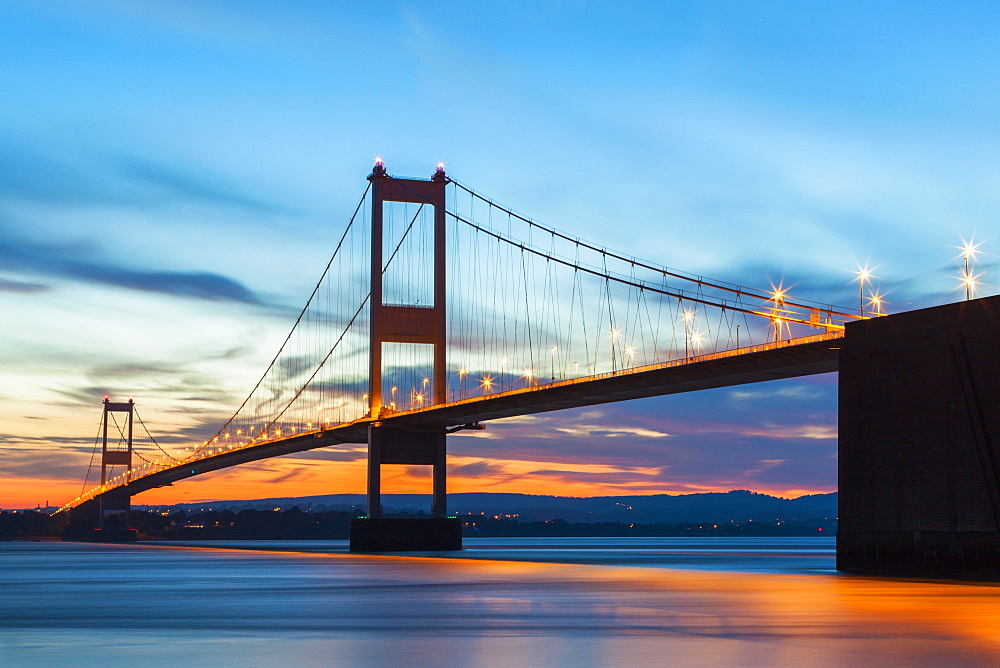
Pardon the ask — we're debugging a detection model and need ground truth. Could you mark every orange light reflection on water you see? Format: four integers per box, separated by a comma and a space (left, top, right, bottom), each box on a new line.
159, 543, 1000, 661
359, 554, 1000, 662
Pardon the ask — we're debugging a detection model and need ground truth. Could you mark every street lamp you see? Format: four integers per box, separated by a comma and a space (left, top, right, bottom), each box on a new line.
770, 286, 787, 342
682, 310, 695, 358
868, 292, 885, 316
855, 265, 875, 317
958, 238, 982, 301
688, 330, 706, 355
610, 329, 621, 372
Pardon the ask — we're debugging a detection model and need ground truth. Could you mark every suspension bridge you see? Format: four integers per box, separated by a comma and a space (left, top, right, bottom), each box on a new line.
58, 161, 1000, 576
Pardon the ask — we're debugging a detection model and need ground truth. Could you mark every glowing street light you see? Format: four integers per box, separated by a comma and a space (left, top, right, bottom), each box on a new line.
682, 310, 695, 358
957, 238, 983, 301
855, 264, 876, 317
769, 284, 788, 341
960, 272, 980, 301
688, 330, 706, 353
868, 291, 886, 316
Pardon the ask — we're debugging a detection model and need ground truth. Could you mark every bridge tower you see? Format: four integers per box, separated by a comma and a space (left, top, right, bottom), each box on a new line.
63, 397, 138, 542
99, 396, 134, 531
351, 160, 461, 551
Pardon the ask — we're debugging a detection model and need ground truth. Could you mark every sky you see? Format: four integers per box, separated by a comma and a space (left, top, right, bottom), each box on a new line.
2, 1, 998, 509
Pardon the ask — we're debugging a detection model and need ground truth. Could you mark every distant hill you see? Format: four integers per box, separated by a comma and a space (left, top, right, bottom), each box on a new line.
136, 490, 837, 524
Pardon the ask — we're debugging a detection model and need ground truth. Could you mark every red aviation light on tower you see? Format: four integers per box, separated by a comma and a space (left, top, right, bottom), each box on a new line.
432, 161, 448, 182
372, 156, 386, 177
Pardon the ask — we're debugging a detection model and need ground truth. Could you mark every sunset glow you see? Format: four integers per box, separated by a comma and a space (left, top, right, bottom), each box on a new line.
1, 3, 993, 510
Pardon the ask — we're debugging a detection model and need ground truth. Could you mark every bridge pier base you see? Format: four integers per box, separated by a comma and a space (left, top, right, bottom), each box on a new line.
62, 496, 137, 542
838, 296, 1000, 578
350, 517, 462, 551
351, 423, 462, 551
99, 492, 132, 531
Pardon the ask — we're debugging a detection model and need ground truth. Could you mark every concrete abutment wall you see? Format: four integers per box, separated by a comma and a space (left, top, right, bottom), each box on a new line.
838, 296, 1000, 577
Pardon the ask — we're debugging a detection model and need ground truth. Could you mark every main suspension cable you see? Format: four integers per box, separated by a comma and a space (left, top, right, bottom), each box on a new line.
451, 179, 855, 318
390, 176, 849, 331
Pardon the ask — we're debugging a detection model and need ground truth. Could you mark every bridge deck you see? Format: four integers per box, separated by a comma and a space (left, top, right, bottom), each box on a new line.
64, 335, 841, 507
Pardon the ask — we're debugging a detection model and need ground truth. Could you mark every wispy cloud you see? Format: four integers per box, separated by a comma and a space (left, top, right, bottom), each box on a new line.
0, 276, 49, 294
553, 424, 670, 439
729, 384, 825, 402
449, 460, 508, 478
743, 424, 837, 440
0, 136, 293, 216
117, 156, 292, 215
0, 233, 263, 304
266, 465, 322, 485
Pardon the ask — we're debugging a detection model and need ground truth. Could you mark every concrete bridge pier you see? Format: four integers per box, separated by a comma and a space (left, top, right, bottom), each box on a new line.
349, 423, 462, 551
838, 295, 1000, 577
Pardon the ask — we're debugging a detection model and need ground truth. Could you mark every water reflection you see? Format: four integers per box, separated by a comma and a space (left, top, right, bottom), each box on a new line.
3, 540, 999, 666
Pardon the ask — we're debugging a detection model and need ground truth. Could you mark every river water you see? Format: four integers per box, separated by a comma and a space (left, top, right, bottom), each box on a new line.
3, 538, 1000, 666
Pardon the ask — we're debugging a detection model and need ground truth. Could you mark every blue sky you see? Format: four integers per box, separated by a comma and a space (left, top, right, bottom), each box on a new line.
2, 1, 997, 506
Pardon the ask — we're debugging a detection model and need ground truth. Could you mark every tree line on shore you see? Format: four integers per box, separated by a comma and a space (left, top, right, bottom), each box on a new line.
1, 507, 836, 540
